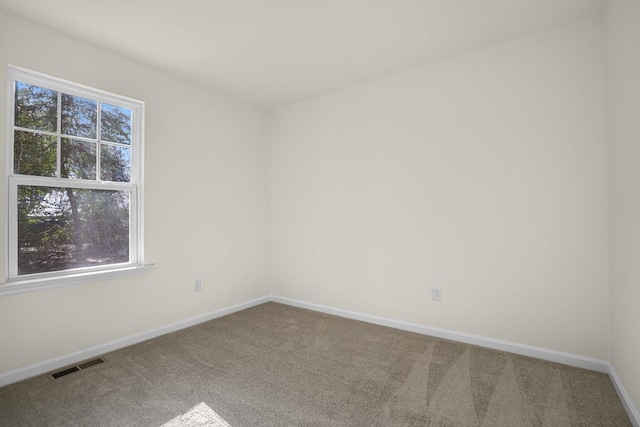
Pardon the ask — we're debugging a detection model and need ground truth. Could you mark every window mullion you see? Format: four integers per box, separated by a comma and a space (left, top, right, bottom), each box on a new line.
13, 126, 58, 138
96, 102, 102, 181
56, 91, 62, 178
11, 175, 136, 191
58, 134, 98, 144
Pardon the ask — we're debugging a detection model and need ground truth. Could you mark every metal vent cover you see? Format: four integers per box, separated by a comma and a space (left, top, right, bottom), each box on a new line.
48, 357, 107, 380
50, 366, 80, 379
78, 358, 105, 370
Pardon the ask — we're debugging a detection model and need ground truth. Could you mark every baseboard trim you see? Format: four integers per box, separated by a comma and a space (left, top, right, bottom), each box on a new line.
276, 295, 640, 425
272, 295, 640, 424
270, 295, 610, 373
2, 293, 638, 427
608, 363, 640, 427
0, 295, 270, 388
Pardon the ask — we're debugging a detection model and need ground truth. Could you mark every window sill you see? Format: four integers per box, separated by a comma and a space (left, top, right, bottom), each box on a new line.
0, 264, 154, 297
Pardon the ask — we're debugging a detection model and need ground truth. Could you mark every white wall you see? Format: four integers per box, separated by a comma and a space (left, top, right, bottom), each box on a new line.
0, 10, 269, 373
0, 6, 624, 394
605, 0, 640, 414
270, 18, 609, 360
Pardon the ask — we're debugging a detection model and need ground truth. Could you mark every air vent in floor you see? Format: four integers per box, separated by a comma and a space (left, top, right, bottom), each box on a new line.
51, 366, 80, 379
78, 358, 105, 370
48, 357, 107, 380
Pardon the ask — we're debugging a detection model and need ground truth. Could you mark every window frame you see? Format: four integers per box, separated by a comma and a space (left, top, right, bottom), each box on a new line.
3, 65, 150, 295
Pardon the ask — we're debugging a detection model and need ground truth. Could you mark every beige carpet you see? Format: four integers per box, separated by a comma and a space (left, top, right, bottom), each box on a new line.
0, 302, 631, 426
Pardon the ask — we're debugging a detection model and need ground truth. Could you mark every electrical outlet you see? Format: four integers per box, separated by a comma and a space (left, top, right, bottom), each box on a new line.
431, 287, 441, 301
194, 279, 202, 292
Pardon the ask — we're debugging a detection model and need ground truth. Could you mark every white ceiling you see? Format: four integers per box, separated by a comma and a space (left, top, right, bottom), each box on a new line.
0, 0, 603, 108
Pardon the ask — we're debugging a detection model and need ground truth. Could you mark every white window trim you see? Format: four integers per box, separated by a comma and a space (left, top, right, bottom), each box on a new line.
0, 264, 154, 296
2, 65, 152, 296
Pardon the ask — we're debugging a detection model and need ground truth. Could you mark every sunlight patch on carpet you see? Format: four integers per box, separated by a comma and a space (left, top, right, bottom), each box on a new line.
162, 402, 231, 427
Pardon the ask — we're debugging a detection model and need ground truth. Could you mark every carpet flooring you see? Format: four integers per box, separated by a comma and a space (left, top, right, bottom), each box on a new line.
0, 302, 631, 426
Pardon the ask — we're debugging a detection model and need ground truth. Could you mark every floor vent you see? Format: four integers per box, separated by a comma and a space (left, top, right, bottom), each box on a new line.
48, 357, 107, 380
50, 366, 80, 379
78, 358, 105, 370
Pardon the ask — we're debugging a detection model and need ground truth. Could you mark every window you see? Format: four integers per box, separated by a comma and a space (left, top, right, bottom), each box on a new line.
4, 66, 148, 292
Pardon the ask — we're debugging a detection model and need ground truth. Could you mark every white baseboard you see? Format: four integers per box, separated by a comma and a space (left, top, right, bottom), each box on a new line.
608, 364, 640, 427
0, 295, 270, 388
270, 295, 610, 372
271, 295, 640, 425
2, 293, 638, 427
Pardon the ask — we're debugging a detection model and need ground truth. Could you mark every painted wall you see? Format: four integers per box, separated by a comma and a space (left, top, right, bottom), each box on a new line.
605, 0, 640, 414
0, 6, 620, 387
269, 18, 609, 360
0, 10, 269, 373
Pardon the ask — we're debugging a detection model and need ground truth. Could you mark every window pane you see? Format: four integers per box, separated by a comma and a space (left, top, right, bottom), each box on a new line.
14, 82, 58, 132
14, 130, 57, 176
100, 145, 131, 182
101, 103, 131, 144
61, 138, 97, 179
17, 186, 130, 275
62, 94, 97, 139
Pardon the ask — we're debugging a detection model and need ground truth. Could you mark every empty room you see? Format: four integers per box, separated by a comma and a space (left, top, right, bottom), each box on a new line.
0, 0, 638, 425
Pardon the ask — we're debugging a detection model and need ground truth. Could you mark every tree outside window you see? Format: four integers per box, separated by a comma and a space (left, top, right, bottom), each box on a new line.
7, 67, 143, 280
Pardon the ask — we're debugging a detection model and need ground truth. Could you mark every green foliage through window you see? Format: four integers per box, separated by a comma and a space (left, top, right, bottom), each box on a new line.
8, 70, 141, 279
17, 186, 130, 275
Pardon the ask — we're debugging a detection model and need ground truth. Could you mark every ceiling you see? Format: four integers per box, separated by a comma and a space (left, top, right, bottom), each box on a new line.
0, 0, 604, 108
